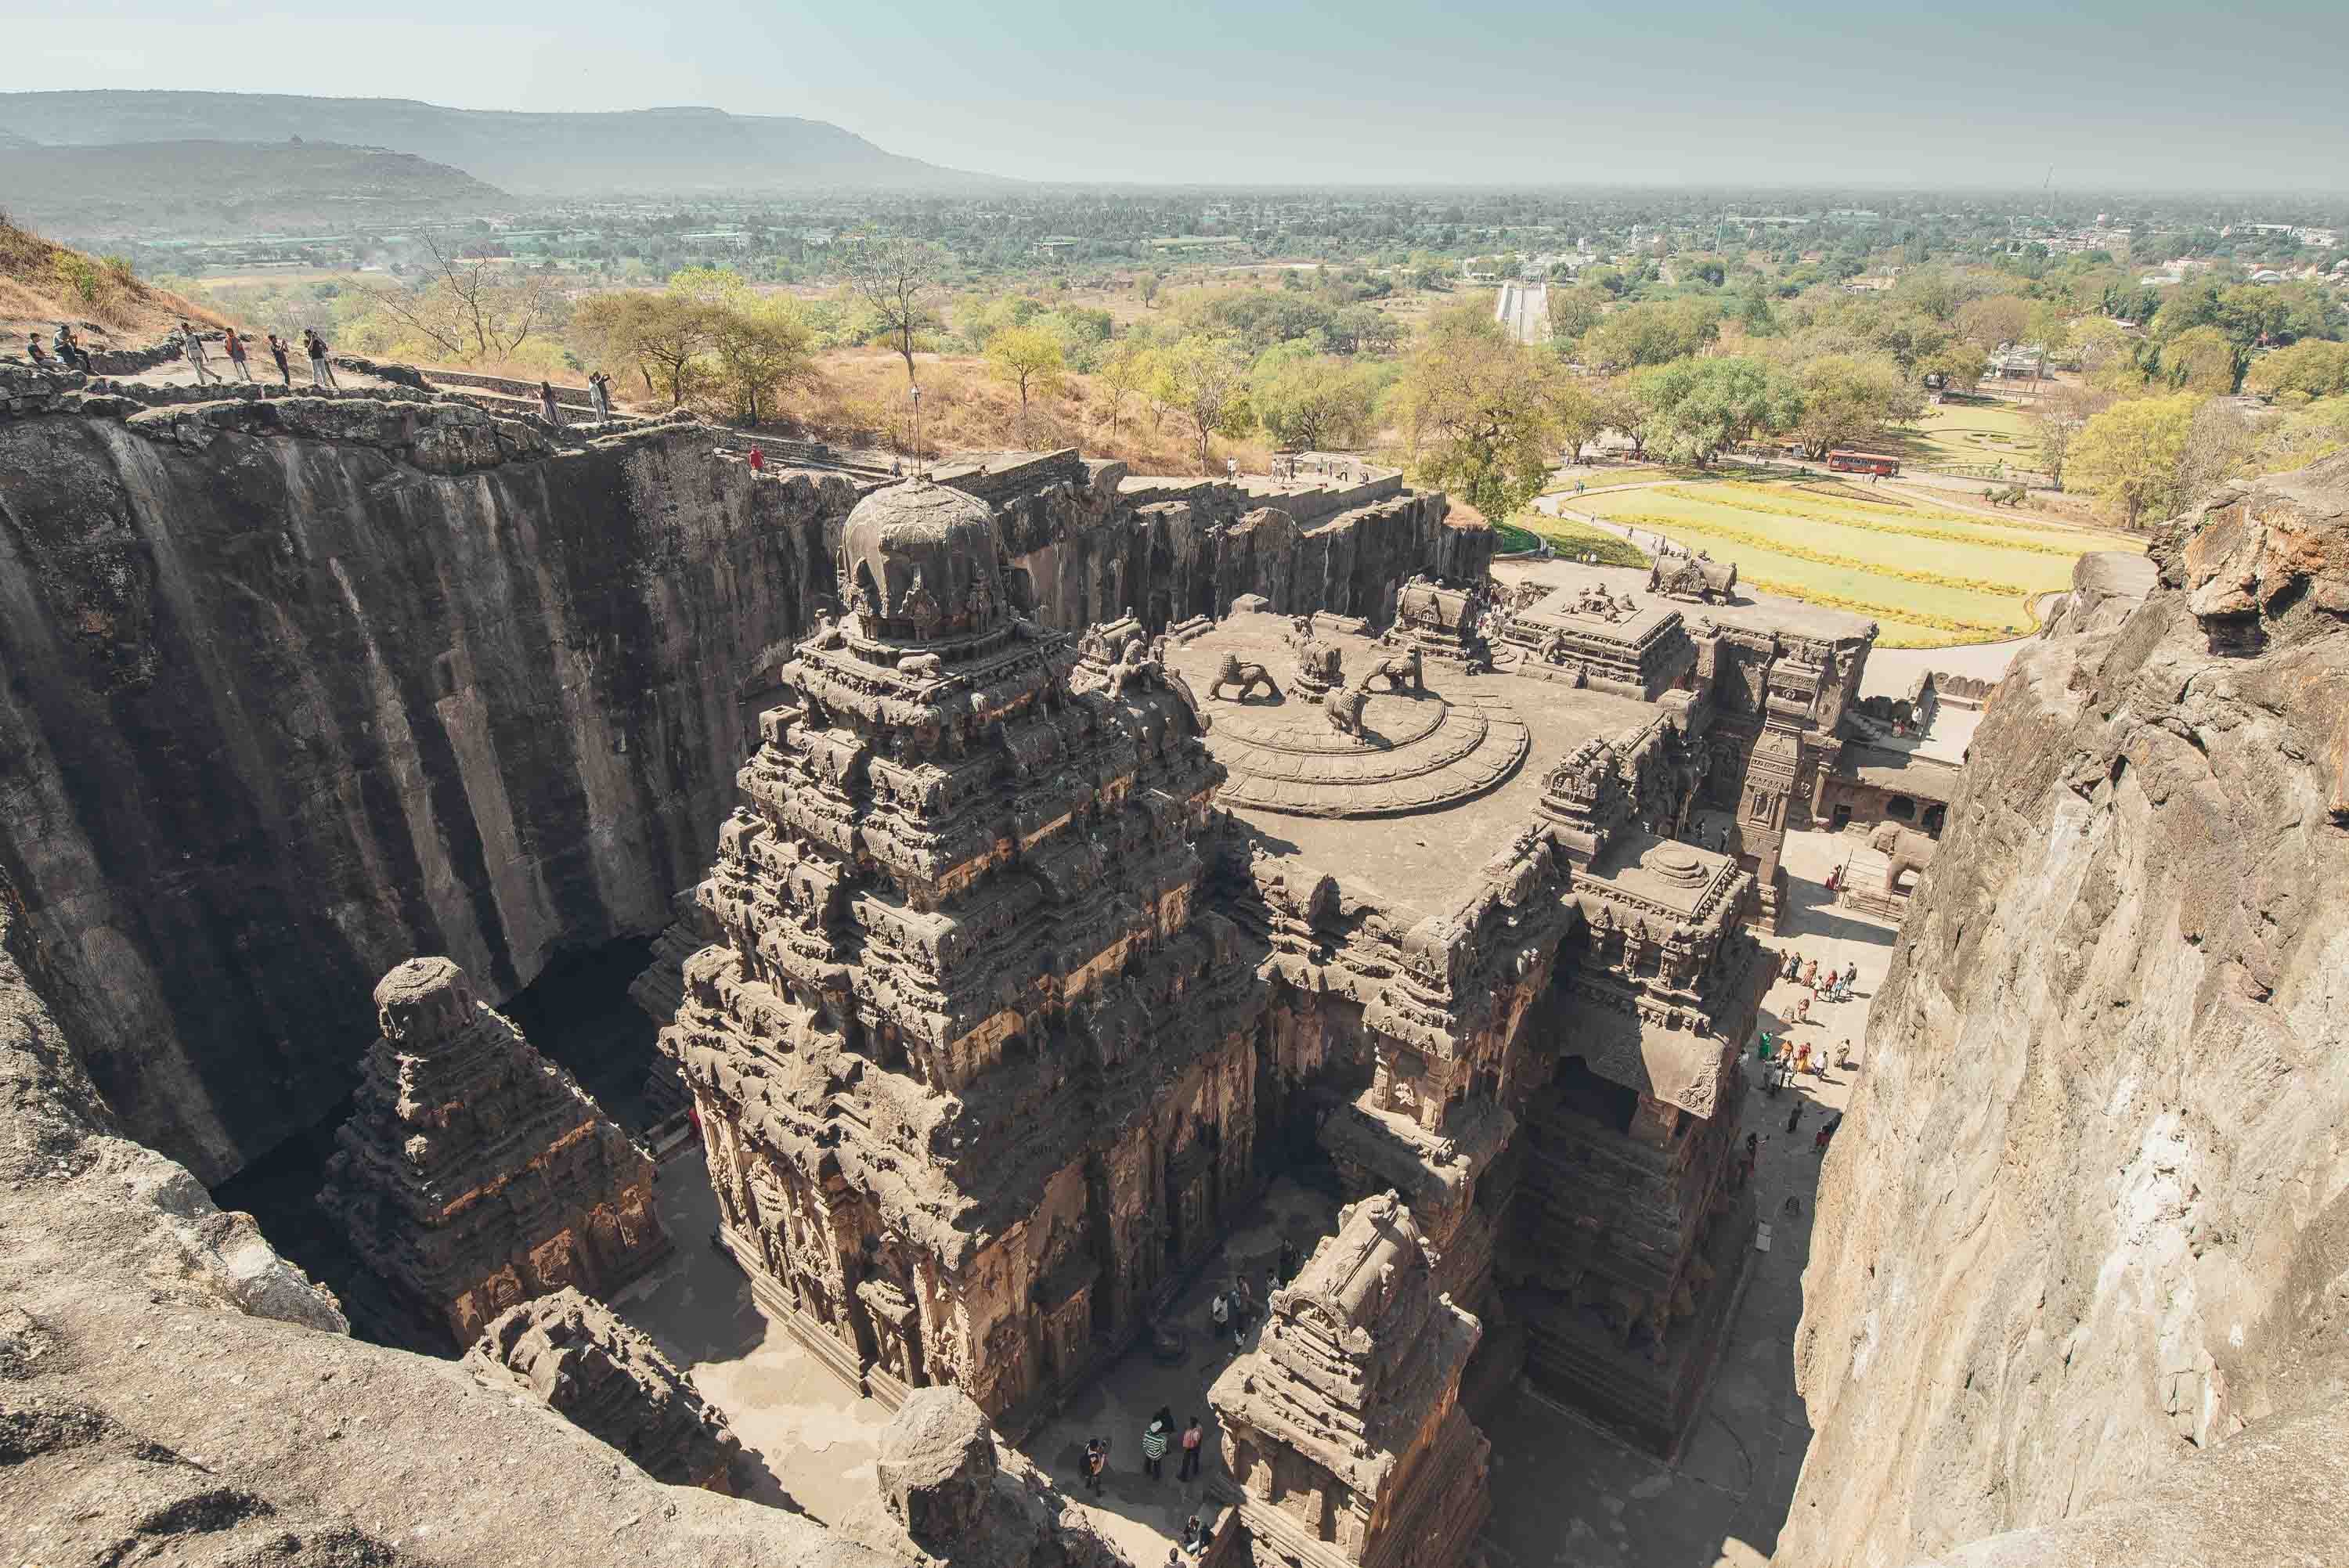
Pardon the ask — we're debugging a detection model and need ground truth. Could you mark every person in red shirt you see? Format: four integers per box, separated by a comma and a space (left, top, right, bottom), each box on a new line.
749, 445, 765, 473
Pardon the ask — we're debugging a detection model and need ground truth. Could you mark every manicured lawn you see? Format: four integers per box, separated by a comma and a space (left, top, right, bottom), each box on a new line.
1578, 475, 2143, 647
1884, 399, 2042, 471
1519, 513, 1651, 568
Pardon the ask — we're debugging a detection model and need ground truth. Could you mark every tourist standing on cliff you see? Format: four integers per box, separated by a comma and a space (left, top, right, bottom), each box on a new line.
267, 333, 291, 387
305, 330, 338, 389
539, 380, 561, 426
223, 326, 252, 384
1141, 1408, 1172, 1480
179, 320, 215, 384
1179, 1415, 1204, 1480
749, 445, 765, 473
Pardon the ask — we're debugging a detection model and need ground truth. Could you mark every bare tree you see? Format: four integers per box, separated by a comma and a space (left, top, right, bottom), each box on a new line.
843, 236, 945, 387
361, 234, 559, 365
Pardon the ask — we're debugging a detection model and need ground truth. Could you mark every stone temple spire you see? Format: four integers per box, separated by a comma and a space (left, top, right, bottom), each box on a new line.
1209, 1190, 1491, 1568
319, 957, 669, 1347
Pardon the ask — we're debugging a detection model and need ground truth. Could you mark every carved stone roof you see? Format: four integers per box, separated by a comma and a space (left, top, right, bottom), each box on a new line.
1167, 607, 1529, 821
839, 479, 1007, 642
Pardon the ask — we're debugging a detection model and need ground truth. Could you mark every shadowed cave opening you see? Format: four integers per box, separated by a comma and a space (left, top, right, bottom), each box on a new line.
208, 934, 664, 1355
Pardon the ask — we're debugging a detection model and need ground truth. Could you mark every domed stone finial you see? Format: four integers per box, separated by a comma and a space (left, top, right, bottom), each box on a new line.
839, 480, 1006, 643
373, 956, 478, 1046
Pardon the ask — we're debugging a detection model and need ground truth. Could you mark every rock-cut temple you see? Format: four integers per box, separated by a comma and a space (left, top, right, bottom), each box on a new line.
662, 474, 1876, 1565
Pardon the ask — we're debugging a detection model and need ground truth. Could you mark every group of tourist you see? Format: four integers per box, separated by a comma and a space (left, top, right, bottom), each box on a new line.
1068, 1236, 1304, 1541
174, 320, 336, 390
1269, 454, 1369, 485
534, 373, 622, 428
27, 322, 89, 372
1086, 1412, 1208, 1492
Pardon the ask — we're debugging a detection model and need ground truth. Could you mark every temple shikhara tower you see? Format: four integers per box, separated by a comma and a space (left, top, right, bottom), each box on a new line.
665, 468, 1882, 1567
319, 957, 669, 1347
1211, 1191, 1490, 1568
665, 478, 1265, 1430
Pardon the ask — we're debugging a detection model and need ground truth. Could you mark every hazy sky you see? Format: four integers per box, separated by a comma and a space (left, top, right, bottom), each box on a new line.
9, 0, 2346, 189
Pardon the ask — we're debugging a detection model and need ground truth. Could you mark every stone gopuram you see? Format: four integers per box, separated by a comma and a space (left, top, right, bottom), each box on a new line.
465, 1287, 742, 1492
664, 479, 1265, 1434
1209, 1191, 1491, 1568
319, 957, 669, 1347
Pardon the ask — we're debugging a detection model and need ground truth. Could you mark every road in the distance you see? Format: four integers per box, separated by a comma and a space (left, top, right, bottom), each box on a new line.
1494, 279, 1548, 345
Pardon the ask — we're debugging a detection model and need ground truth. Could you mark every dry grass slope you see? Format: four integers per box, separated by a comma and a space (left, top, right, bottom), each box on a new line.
1, 212, 227, 348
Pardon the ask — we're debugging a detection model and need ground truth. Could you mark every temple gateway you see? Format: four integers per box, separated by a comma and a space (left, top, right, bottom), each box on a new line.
661, 475, 1878, 1563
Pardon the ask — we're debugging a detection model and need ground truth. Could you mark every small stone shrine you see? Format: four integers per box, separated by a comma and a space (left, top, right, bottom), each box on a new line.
1208, 1191, 1491, 1568
319, 957, 669, 1347
465, 1287, 741, 1492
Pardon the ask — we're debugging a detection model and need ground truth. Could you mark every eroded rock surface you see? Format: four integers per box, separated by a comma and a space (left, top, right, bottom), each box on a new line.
0, 895, 893, 1568
464, 1286, 742, 1491
843, 1386, 1131, 1568
1783, 456, 2349, 1566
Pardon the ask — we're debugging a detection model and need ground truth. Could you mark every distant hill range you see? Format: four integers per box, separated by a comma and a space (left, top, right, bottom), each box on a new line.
0, 91, 1013, 196
0, 140, 511, 236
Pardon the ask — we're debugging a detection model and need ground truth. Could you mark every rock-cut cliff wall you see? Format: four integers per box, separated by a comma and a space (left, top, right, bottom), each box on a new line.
1781, 456, 2349, 1566
0, 397, 847, 1183
0, 390, 1474, 1184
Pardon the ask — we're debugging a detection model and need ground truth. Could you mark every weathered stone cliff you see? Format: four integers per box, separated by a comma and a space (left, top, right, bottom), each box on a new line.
0, 894, 893, 1568
0, 397, 845, 1182
0, 389, 1468, 1184
1781, 457, 2349, 1566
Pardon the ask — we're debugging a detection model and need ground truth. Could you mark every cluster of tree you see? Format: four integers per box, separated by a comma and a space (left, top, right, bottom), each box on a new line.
2061, 388, 2349, 528
570, 268, 814, 423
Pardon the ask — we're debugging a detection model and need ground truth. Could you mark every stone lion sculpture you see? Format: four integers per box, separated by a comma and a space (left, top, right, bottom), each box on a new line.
1324, 684, 1369, 737
1359, 645, 1423, 694
1210, 654, 1279, 702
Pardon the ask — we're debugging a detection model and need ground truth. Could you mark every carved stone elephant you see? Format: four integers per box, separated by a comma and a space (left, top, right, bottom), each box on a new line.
1867, 821, 1937, 893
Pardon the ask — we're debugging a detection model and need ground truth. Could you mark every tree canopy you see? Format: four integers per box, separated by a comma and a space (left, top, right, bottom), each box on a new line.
1393, 301, 1565, 517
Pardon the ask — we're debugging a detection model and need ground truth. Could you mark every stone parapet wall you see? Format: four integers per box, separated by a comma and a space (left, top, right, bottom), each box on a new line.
420, 365, 601, 408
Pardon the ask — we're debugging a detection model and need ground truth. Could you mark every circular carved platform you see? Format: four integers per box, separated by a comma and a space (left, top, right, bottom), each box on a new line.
1207, 689, 1531, 818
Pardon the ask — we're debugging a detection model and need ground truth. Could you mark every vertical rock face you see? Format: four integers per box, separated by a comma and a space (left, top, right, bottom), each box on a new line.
319, 957, 669, 1346
465, 1286, 741, 1492
0, 406, 844, 1184
1782, 457, 2349, 1566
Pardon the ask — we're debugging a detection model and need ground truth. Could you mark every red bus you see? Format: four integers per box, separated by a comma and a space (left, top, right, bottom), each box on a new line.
1827, 450, 1902, 477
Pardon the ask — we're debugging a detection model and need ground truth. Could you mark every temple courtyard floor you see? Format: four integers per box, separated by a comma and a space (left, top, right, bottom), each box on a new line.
611, 820, 1899, 1568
